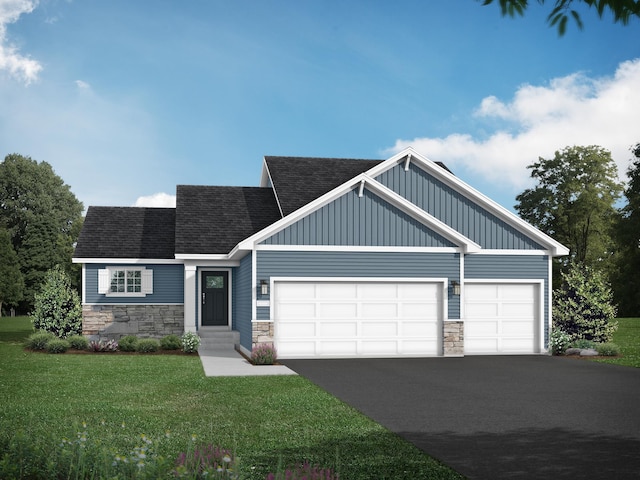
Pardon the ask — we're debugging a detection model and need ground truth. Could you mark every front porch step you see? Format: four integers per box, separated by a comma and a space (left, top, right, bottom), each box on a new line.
197, 327, 240, 348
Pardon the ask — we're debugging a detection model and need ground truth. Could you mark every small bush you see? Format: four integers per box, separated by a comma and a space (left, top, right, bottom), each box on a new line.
25, 331, 56, 350
136, 338, 160, 353
67, 335, 89, 350
46, 338, 69, 354
549, 329, 572, 355
31, 265, 82, 338
118, 335, 139, 352
160, 334, 182, 350
89, 339, 118, 352
596, 342, 620, 356
571, 338, 597, 349
181, 332, 201, 353
251, 343, 278, 365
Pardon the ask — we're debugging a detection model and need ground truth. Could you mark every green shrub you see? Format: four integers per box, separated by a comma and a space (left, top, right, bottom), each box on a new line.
571, 338, 597, 349
136, 338, 160, 353
31, 265, 82, 338
553, 263, 618, 343
67, 335, 89, 350
181, 332, 201, 353
46, 338, 69, 354
251, 343, 278, 365
596, 342, 620, 356
160, 334, 182, 350
25, 331, 56, 350
549, 329, 572, 355
118, 335, 139, 352
89, 339, 118, 352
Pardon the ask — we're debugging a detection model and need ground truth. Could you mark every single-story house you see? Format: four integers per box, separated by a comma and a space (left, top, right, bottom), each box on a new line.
73, 148, 568, 358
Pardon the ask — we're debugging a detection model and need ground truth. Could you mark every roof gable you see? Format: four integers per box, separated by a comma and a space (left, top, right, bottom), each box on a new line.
74, 207, 176, 259
175, 185, 280, 255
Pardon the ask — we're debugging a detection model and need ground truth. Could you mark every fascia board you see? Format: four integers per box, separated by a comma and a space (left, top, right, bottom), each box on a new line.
72, 258, 182, 264
375, 148, 569, 257
261, 157, 284, 218
363, 177, 481, 253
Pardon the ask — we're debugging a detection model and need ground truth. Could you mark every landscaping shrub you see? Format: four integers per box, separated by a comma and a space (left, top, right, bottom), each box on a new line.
160, 334, 182, 350
136, 338, 160, 353
549, 329, 572, 355
596, 342, 620, 356
118, 335, 139, 352
571, 338, 597, 349
89, 339, 118, 352
553, 263, 618, 343
67, 335, 89, 350
251, 343, 278, 365
31, 265, 82, 338
46, 338, 69, 354
25, 331, 56, 350
181, 332, 201, 353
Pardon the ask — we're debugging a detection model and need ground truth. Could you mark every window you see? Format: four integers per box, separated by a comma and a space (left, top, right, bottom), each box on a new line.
98, 267, 153, 297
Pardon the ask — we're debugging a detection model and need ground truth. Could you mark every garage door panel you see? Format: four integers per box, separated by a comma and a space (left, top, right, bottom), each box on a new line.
467, 303, 500, 316
361, 303, 398, 318
279, 341, 316, 356
402, 321, 438, 337
466, 284, 499, 300
279, 323, 316, 337
278, 303, 316, 319
316, 283, 357, 299
360, 341, 397, 354
361, 321, 397, 337
358, 283, 399, 299
319, 341, 357, 355
403, 302, 439, 317
502, 320, 535, 335
502, 303, 535, 317
318, 303, 358, 317
466, 338, 499, 353
278, 283, 316, 299
402, 339, 439, 354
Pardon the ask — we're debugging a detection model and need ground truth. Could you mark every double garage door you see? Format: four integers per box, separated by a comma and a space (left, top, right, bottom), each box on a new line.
273, 280, 540, 358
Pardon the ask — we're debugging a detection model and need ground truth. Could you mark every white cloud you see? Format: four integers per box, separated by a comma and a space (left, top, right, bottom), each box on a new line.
0, 0, 42, 84
386, 58, 640, 190
74, 79, 90, 90
133, 193, 176, 208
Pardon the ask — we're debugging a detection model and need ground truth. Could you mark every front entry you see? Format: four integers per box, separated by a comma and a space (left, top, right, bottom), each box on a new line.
201, 271, 229, 326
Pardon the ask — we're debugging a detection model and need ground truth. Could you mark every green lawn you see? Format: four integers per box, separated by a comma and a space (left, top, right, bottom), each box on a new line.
0, 317, 461, 479
595, 317, 640, 368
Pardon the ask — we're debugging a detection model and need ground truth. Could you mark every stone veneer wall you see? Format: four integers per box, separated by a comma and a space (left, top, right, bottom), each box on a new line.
443, 320, 464, 356
252, 322, 274, 347
82, 305, 184, 340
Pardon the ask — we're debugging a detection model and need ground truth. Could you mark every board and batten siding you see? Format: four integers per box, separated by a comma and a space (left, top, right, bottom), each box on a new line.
233, 253, 253, 351
85, 264, 184, 304
261, 188, 456, 248
464, 254, 550, 346
256, 250, 461, 319
376, 163, 544, 250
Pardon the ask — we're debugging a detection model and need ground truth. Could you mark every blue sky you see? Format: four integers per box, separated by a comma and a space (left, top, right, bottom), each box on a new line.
1, 0, 639, 212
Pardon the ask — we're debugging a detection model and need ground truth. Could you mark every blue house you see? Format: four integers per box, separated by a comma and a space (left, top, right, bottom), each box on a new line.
73, 148, 568, 358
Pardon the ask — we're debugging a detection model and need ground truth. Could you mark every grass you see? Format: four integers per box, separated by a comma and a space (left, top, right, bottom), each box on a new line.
0, 317, 462, 479
594, 317, 640, 368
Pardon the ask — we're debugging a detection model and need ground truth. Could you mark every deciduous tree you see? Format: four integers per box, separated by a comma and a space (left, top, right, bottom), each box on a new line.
0, 228, 24, 316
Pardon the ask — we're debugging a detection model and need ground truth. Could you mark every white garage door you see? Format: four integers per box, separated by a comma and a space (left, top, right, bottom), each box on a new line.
464, 283, 539, 354
274, 281, 442, 358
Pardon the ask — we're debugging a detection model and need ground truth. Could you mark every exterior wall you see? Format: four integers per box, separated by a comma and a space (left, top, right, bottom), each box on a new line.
443, 321, 464, 356
464, 254, 550, 346
82, 304, 184, 340
261, 188, 456, 247
233, 253, 253, 351
376, 163, 544, 250
85, 264, 184, 304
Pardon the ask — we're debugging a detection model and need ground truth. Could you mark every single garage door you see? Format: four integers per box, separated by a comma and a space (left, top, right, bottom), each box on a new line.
464, 282, 539, 354
274, 281, 442, 358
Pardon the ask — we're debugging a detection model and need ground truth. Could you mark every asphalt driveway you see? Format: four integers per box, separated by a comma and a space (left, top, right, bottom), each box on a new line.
282, 356, 640, 479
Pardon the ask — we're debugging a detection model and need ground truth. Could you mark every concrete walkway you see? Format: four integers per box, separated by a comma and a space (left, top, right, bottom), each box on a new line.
198, 345, 297, 376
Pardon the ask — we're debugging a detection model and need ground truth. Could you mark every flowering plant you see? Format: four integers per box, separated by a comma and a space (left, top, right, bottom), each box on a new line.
549, 329, 572, 355
174, 443, 236, 478
181, 332, 201, 353
89, 339, 119, 352
251, 343, 278, 365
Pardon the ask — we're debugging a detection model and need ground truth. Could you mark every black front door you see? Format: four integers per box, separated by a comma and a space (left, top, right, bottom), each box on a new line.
202, 271, 229, 326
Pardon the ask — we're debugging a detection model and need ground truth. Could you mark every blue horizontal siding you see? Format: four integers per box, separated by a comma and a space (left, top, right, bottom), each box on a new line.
376, 163, 544, 250
85, 264, 184, 304
234, 253, 253, 351
257, 250, 460, 318
262, 188, 456, 248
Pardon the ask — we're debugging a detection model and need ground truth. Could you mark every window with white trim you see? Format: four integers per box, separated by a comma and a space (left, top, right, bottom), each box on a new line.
98, 267, 153, 297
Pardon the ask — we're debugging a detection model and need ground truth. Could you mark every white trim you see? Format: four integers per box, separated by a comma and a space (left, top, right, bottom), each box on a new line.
182, 259, 240, 267
470, 249, 551, 256
175, 254, 239, 261
257, 300, 270, 307
459, 253, 465, 318
261, 157, 284, 217
81, 264, 87, 304
547, 258, 553, 353
255, 244, 461, 253
83, 303, 184, 306
198, 268, 233, 329
103, 266, 151, 297
252, 250, 258, 324
73, 258, 181, 264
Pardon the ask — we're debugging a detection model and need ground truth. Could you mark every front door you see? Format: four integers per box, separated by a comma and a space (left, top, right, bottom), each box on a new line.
202, 271, 229, 326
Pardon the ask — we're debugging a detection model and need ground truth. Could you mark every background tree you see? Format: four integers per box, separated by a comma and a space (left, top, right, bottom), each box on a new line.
611, 143, 640, 316
0, 154, 83, 312
515, 145, 622, 279
481, 0, 640, 35
0, 228, 24, 316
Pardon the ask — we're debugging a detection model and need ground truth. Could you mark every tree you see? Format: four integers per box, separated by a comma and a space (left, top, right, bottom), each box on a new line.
31, 265, 82, 338
515, 145, 623, 275
553, 262, 617, 342
481, 0, 640, 35
0, 154, 83, 312
0, 228, 24, 316
611, 143, 640, 316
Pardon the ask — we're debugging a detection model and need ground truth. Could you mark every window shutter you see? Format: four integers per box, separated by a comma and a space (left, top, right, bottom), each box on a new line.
98, 269, 110, 294
142, 269, 153, 294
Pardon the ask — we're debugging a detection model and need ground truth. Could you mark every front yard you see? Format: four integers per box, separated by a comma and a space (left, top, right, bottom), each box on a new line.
594, 317, 640, 368
0, 317, 461, 479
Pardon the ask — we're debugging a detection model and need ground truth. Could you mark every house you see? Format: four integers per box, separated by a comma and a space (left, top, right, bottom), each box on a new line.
72, 148, 569, 358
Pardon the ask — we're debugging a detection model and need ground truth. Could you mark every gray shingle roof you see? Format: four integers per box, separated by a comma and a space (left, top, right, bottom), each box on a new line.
265, 156, 383, 216
74, 207, 175, 259
175, 186, 280, 254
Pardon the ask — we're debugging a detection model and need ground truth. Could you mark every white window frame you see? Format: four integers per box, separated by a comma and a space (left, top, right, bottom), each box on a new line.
98, 267, 153, 297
